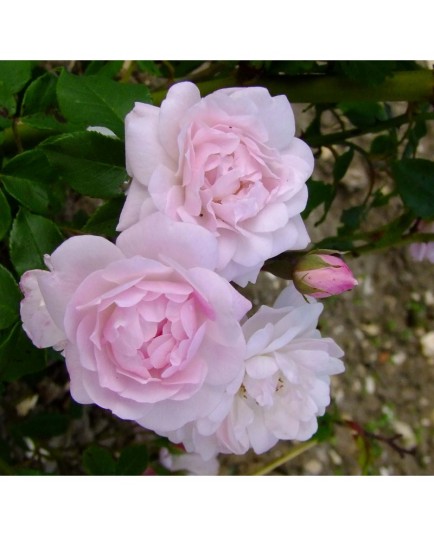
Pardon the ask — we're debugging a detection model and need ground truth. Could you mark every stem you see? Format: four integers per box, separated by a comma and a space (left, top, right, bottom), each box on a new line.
306, 112, 434, 148
349, 232, 434, 256
152, 70, 434, 106
251, 439, 318, 476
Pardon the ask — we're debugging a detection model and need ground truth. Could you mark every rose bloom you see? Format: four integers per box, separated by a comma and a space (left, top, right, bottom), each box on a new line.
117, 82, 313, 286
293, 252, 358, 298
167, 283, 344, 459
20, 214, 250, 434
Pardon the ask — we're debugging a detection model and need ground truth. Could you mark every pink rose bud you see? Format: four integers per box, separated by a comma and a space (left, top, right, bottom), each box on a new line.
293, 252, 358, 298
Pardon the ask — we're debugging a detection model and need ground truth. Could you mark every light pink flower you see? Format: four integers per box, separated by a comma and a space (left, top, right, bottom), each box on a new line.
19, 213, 250, 433
168, 283, 344, 459
408, 221, 434, 263
159, 447, 219, 476
118, 82, 313, 286
293, 252, 358, 298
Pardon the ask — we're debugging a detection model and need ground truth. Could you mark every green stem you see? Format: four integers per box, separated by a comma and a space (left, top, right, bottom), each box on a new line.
251, 439, 318, 476
306, 112, 434, 148
349, 232, 434, 256
1, 71, 432, 155
152, 70, 434, 105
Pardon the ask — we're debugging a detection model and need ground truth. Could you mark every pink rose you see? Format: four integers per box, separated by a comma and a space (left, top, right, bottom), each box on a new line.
167, 283, 344, 459
292, 252, 358, 298
20, 213, 250, 434
118, 82, 313, 286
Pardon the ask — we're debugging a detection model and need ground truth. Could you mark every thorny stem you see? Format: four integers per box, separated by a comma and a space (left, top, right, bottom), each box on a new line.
342, 420, 417, 459
151, 70, 434, 106
251, 439, 318, 476
349, 232, 434, 257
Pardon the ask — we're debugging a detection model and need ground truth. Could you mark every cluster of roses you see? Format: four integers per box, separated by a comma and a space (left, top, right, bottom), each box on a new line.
20, 82, 353, 470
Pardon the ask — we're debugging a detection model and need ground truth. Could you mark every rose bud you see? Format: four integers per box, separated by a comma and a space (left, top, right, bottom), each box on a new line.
292, 252, 358, 298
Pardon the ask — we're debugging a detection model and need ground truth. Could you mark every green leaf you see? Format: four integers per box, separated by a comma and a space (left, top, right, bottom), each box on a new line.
335, 61, 396, 86
339, 205, 366, 232
0, 187, 11, 240
0, 82, 16, 125
20, 71, 67, 133
11, 412, 70, 439
333, 149, 354, 182
84, 61, 124, 78
314, 413, 335, 443
0, 264, 21, 329
1, 150, 57, 215
303, 179, 334, 219
57, 70, 152, 138
392, 159, 434, 219
41, 131, 128, 198
9, 209, 64, 275
83, 196, 125, 237
0, 322, 47, 381
0, 61, 32, 94
370, 135, 396, 156
116, 445, 149, 476
137, 60, 162, 77
21, 71, 58, 115
82, 446, 116, 476
339, 102, 386, 128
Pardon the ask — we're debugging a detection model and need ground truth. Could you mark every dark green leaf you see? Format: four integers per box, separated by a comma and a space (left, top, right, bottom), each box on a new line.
339, 102, 386, 128
41, 131, 128, 198
82, 445, 116, 476
314, 413, 335, 442
57, 70, 152, 138
0, 323, 47, 382
0, 264, 21, 329
1, 150, 57, 214
20, 71, 67, 133
0, 187, 11, 240
370, 135, 396, 156
392, 159, 434, 218
263, 60, 318, 76
334, 61, 396, 86
21, 72, 58, 115
84, 61, 124, 78
303, 180, 334, 219
137, 61, 162, 77
11, 412, 70, 439
333, 149, 354, 182
0, 61, 32, 94
83, 196, 125, 237
340, 205, 365, 231
403, 120, 428, 159
116, 445, 149, 475
9, 209, 64, 275
314, 236, 355, 251
0, 82, 16, 124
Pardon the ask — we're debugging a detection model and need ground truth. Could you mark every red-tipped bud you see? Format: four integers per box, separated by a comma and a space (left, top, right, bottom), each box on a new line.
293, 252, 358, 298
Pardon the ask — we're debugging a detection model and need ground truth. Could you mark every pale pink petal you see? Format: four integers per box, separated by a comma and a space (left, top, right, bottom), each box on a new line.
159, 82, 201, 159
125, 102, 173, 185
19, 270, 66, 349
117, 180, 155, 232
116, 213, 219, 271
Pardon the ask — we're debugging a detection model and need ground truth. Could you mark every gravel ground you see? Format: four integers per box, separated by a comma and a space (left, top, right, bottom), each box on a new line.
220, 104, 434, 475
